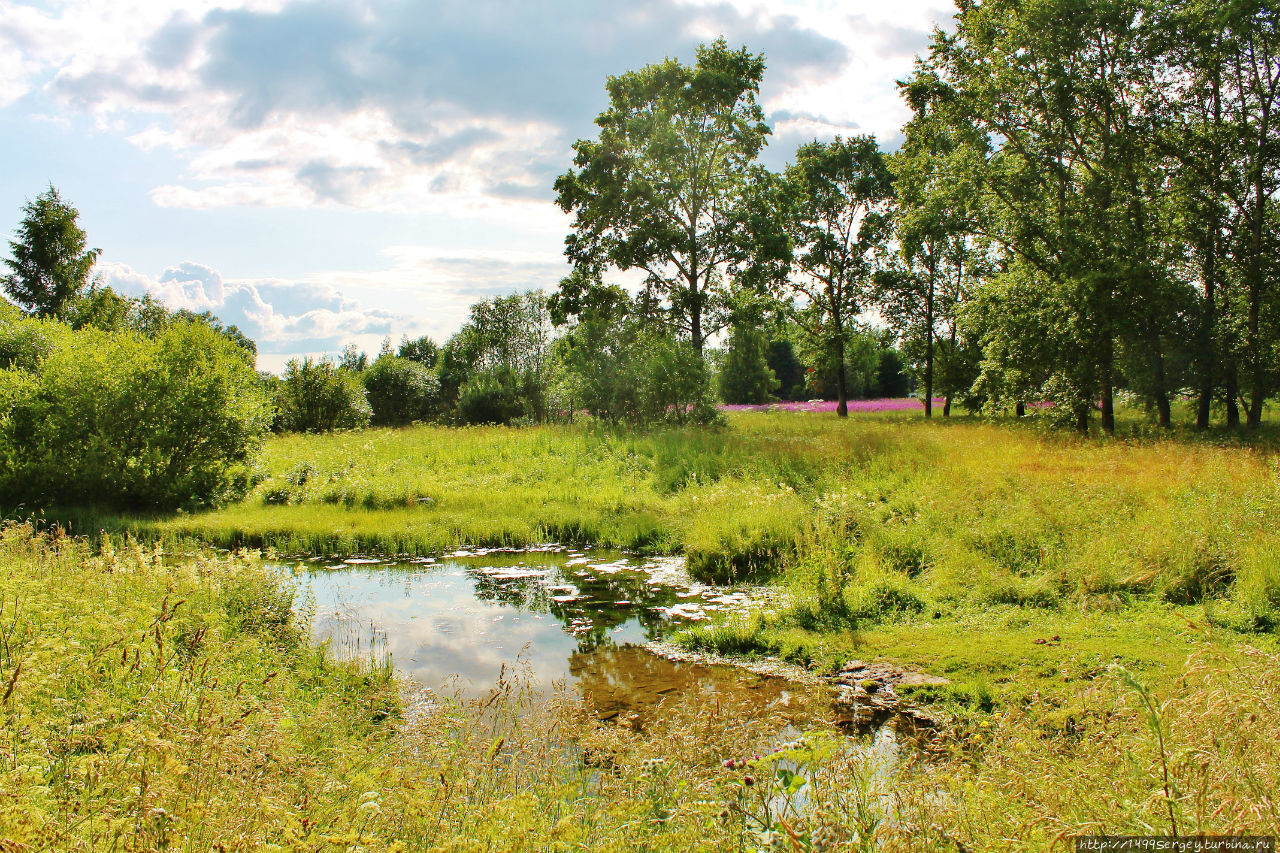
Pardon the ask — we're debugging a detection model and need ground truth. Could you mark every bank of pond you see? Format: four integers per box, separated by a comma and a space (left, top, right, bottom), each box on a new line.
2, 523, 1277, 850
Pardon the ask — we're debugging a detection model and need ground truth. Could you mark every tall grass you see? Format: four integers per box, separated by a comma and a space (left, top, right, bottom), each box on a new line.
61, 413, 1280, 617
2, 524, 1277, 849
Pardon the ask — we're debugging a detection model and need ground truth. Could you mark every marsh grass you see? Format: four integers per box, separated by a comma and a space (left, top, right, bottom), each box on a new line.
49, 412, 1280, 606
1, 521, 1278, 849
9, 410, 1280, 847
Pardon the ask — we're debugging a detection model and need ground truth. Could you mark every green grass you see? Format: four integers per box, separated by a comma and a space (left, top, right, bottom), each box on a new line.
53, 411, 1280, 593
10, 409, 1280, 848
2, 521, 1278, 850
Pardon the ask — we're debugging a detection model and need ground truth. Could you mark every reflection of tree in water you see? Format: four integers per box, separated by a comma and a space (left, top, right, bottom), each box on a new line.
463, 555, 684, 652
569, 645, 801, 726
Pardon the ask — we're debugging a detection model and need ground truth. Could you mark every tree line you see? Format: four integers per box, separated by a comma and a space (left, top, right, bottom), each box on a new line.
555, 2, 1277, 432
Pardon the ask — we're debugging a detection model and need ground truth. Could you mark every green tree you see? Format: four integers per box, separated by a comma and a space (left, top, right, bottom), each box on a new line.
765, 337, 806, 401
548, 283, 716, 425
718, 322, 777, 405
363, 355, 440, 426
275, 357, 371, 432
554, 39, 772, 354
339, 343, 368, 372
64, 284, 258, 360
884, 65, 990, 417
932, 0, 1182, 432
1156, 0, 1280, 429
779, 136, 894, 416
439, 290, 553, 422
2, 186, 101, 318
397, 334, 439, 367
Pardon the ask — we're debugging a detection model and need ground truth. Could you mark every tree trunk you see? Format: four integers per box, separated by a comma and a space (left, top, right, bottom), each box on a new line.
1076, 407, 1089, 434
1196, 217, 1218, 430
1151, 334, 1171, 428
1101, 336, 1115, 435
1247, 278, 1264, 429
1016, 401, 1026, 418
924, 256, 935, 419
688, 263, 703, 356
1225, 363, 1241, 427
1154, 391, 1171, 429
1246, 87, 1271, 428
943, 323, 956, 417
835, 330, 848, 418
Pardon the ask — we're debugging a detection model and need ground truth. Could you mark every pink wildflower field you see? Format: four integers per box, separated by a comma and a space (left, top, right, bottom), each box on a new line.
719, 397, 947, 413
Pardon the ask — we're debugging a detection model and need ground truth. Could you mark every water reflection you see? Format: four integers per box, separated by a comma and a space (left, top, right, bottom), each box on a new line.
298, 548, 767, 708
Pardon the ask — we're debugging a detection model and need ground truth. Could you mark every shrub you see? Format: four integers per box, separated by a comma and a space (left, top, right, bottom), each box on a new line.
363, 355, 441, 426
0, 301, 66, 369
457, 370, 526, 425
275, 357, 371, 432
0, 319, 272, 509
718, 324, 777, 404
638, 334, 719, 425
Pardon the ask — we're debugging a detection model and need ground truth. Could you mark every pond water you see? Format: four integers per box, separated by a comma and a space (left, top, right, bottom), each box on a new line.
294, 547, 821, 723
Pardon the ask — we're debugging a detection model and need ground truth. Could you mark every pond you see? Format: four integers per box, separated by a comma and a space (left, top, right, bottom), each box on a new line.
294, 547, 823, 724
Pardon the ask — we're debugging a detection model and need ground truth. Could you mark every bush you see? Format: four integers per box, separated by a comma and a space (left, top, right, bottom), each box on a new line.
363, 356, 440, 426
0, 319, 272, 509
275, 357, 371, 432
0, 302, 65, 370
718, 324, 777, 404
554, 313, 717, 425
457, 370, 526, 425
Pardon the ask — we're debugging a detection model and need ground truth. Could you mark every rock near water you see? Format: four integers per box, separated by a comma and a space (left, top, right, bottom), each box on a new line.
830, 660, 950, 729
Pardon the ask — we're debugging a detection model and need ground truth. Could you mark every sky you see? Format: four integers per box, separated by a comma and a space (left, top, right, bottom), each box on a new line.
0, 0, 955, 372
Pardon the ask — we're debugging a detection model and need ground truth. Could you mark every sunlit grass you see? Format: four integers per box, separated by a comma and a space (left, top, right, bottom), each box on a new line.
63, 411, 1280, 601
1, 523, 1277, 849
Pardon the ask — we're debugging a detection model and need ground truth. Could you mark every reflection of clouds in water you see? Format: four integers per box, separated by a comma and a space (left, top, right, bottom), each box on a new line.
300, 550, 771, 701
310, 568, 586, 694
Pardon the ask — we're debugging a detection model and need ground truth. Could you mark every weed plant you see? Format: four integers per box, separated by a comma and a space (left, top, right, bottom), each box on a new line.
1, 524, 1276, 849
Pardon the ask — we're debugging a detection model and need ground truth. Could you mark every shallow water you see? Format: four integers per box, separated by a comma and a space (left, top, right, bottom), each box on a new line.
294, 547, 812, 720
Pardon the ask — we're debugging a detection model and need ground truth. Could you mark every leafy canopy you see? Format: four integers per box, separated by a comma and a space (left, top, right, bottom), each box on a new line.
554, 39, 771, 352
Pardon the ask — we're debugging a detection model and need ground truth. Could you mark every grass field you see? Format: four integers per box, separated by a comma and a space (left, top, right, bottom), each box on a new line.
8, 409, 1280, 848
2, 522, 1277, 851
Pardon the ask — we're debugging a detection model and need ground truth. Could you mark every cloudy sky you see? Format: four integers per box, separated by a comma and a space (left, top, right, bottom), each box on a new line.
0, 0, 954, 371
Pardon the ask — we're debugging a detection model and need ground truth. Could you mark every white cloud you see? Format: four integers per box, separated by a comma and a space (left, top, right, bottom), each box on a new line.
98, 243, 570, 371
7, 0, 860, 214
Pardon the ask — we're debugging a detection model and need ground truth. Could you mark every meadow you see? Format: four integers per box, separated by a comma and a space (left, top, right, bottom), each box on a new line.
7, 409, 1280, 849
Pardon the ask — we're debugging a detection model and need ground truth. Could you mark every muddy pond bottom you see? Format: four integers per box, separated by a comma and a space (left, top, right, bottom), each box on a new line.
296, 548, 826, 724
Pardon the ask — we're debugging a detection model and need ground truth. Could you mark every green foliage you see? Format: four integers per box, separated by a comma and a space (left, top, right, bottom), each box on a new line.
874, 347, 912, 397
275, 357, 371, 433
397, 333, 438, 367
456, 369, 527, 425
765, 337, 806, 400
64, 284, 258, 359
551, 286, 718, 425
718, 322, 777, 404
795, 321, 882, 400
0, 318, 271, 509
555, 39, 773, 352
778, 136, 894, 413
439, 291, 552, 421
1, 186, 100, 318
0, 300, 66, 369
339, 343, 368, 372
362, 355, 440, 426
